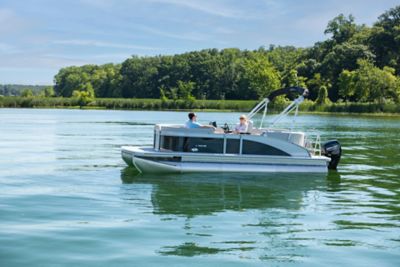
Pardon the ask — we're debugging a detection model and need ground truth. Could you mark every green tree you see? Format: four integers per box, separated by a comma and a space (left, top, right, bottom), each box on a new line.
319, 42, 374, 100
54, 65, 98, 97
241, 54, 281, 99
338, 69, 356, 100
159, 85, 169, 101
21, 89, 33, 97
39, 86, 55, 97
283, 69, 307, 88
90, 64, 121, 97
324, 14, 359, 44
51, 7, 400, 104
72, 89, 95, 108
266, 45, 303, 74
306, 73, 331, 100
176, 80, 195, 101
339, 60, 400, 103
120, 56, 159, 98
370, 5, 400, 74
315, 85, 331, 105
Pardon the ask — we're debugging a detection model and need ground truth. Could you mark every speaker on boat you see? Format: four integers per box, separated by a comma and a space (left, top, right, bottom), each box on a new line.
321, 140, 341, 170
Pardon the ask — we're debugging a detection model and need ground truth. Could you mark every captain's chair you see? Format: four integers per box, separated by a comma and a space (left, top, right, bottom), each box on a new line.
247, 120, 263, 135
247, 120, 254, 133
247, 120, 254, 132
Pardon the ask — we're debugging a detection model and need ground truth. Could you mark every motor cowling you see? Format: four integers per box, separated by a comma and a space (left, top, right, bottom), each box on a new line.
321, 140, 341, 170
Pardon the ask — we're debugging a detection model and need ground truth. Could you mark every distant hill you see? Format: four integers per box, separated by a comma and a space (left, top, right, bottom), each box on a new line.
0, 84, 51, 96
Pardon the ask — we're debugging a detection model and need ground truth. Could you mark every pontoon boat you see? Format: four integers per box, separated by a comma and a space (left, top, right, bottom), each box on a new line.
121, 87, 341, 173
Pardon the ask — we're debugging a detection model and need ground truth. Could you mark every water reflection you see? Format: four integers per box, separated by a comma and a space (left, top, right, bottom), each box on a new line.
120, 167, 329, 216
120, 168, 332, 259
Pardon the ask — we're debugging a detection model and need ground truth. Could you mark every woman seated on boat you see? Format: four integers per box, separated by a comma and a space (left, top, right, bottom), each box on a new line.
234, 115, 249, 133
185, 112, 215, 129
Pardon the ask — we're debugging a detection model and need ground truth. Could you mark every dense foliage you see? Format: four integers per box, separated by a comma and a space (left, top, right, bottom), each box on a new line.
47, 5, 398, 104
2, 96, 400, 114
0, 84, 49, 96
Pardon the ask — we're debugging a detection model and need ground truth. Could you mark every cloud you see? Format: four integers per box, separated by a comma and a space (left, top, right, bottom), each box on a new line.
79, 0, 116, 9
0, 8, 27, 33
135, 25, 210, 42
0, 43, 20, 54
80, 0, 251, 19
0, 53, 89, 69
293, 13, 333, 35
0, 67, 57, 85
43, 53, 135, 62
146, 0, 248, 19
52, 39, 160, 50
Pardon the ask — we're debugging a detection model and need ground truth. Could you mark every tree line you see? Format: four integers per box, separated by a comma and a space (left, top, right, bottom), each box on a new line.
52, 5, 400, 103
0, 84, 49, 96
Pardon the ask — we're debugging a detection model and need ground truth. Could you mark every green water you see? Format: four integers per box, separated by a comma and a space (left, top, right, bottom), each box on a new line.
0, 109, 399, 266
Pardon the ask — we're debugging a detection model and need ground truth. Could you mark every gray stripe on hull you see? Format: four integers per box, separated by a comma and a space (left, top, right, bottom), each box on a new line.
132, 155, 327, 174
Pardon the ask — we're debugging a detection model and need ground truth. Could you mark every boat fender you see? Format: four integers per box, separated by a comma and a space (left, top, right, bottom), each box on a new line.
321, 140, 341, 170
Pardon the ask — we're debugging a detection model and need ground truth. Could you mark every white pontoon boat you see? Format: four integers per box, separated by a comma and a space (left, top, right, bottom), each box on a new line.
122, 87, 341, 173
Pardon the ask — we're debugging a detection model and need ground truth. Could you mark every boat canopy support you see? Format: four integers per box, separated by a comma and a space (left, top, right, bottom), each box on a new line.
247, 87, 309, 129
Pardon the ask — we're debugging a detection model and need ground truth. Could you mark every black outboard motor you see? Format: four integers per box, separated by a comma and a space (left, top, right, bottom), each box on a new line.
321, 140, 342, 170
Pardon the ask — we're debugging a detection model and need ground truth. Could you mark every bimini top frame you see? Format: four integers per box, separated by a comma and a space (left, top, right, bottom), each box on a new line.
247, 86, 309, 130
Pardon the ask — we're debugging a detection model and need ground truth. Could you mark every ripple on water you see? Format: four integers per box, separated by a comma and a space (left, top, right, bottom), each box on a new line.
1, 109, 400, 266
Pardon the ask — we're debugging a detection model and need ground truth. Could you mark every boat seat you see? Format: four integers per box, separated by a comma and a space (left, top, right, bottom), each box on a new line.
262, 130, 305, 146
246, 121, 264, 135
161, 126, 215, 134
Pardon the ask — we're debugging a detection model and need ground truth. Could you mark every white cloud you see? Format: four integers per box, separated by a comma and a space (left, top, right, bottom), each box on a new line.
0, 8, 27, 33
81, 0, 250, 19
146, 0, 248, 19
0, 53, 89, 69
0, 67, 56, 85
79, 0, 116, 9
52, 39, 159, 50
0, 43, 20, 54
43, 53, 134, 62
135, 25, 210, 42
293, 13, 333, 35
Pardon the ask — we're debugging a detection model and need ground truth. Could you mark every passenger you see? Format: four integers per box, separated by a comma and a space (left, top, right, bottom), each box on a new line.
234, 115, 249, 133
185, 112, 215, 129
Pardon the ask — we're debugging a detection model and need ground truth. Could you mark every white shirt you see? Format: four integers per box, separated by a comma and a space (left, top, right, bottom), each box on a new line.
235, 122, 248, 133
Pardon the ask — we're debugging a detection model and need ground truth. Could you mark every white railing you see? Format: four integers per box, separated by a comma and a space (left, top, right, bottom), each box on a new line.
304, 133, 321, 156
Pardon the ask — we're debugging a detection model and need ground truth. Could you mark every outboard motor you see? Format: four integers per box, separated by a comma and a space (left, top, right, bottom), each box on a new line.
321, 140, 342, 170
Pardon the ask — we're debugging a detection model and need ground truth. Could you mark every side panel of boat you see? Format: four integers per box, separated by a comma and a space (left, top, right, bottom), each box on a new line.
131, 156, 327, 174
179, 162, 327, 173
133, 156, 181, 173
124, 147, 328, 174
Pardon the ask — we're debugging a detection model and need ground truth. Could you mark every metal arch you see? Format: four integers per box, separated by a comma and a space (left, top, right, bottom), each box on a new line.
246, 87, 309, 129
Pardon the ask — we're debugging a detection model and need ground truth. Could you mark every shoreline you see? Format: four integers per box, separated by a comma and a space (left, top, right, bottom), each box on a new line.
1, 96, 400, 116
2, 105, 400, 117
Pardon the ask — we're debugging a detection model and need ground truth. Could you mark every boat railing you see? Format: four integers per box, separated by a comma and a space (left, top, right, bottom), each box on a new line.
304, 133, 321, 156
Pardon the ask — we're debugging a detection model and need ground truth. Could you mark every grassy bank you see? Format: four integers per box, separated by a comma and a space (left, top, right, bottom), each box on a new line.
0, 96, 258, 111
1, 96, 400, 114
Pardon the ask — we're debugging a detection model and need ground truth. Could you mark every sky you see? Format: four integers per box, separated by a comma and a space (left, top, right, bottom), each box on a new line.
0, 0, 398, 85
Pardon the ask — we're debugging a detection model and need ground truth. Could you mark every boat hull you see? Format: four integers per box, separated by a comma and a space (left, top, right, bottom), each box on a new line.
122, 146, 330, 174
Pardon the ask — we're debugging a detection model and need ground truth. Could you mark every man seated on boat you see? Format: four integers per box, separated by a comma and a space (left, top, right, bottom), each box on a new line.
234, 115, 249, 133
185, 112, 215, 129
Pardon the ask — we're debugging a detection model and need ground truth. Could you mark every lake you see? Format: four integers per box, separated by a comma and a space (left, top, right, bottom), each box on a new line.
0, 108, 399, 266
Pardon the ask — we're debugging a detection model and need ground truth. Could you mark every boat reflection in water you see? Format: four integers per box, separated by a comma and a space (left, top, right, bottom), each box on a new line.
120, 167, 331, 216
119, 168, 341, 259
